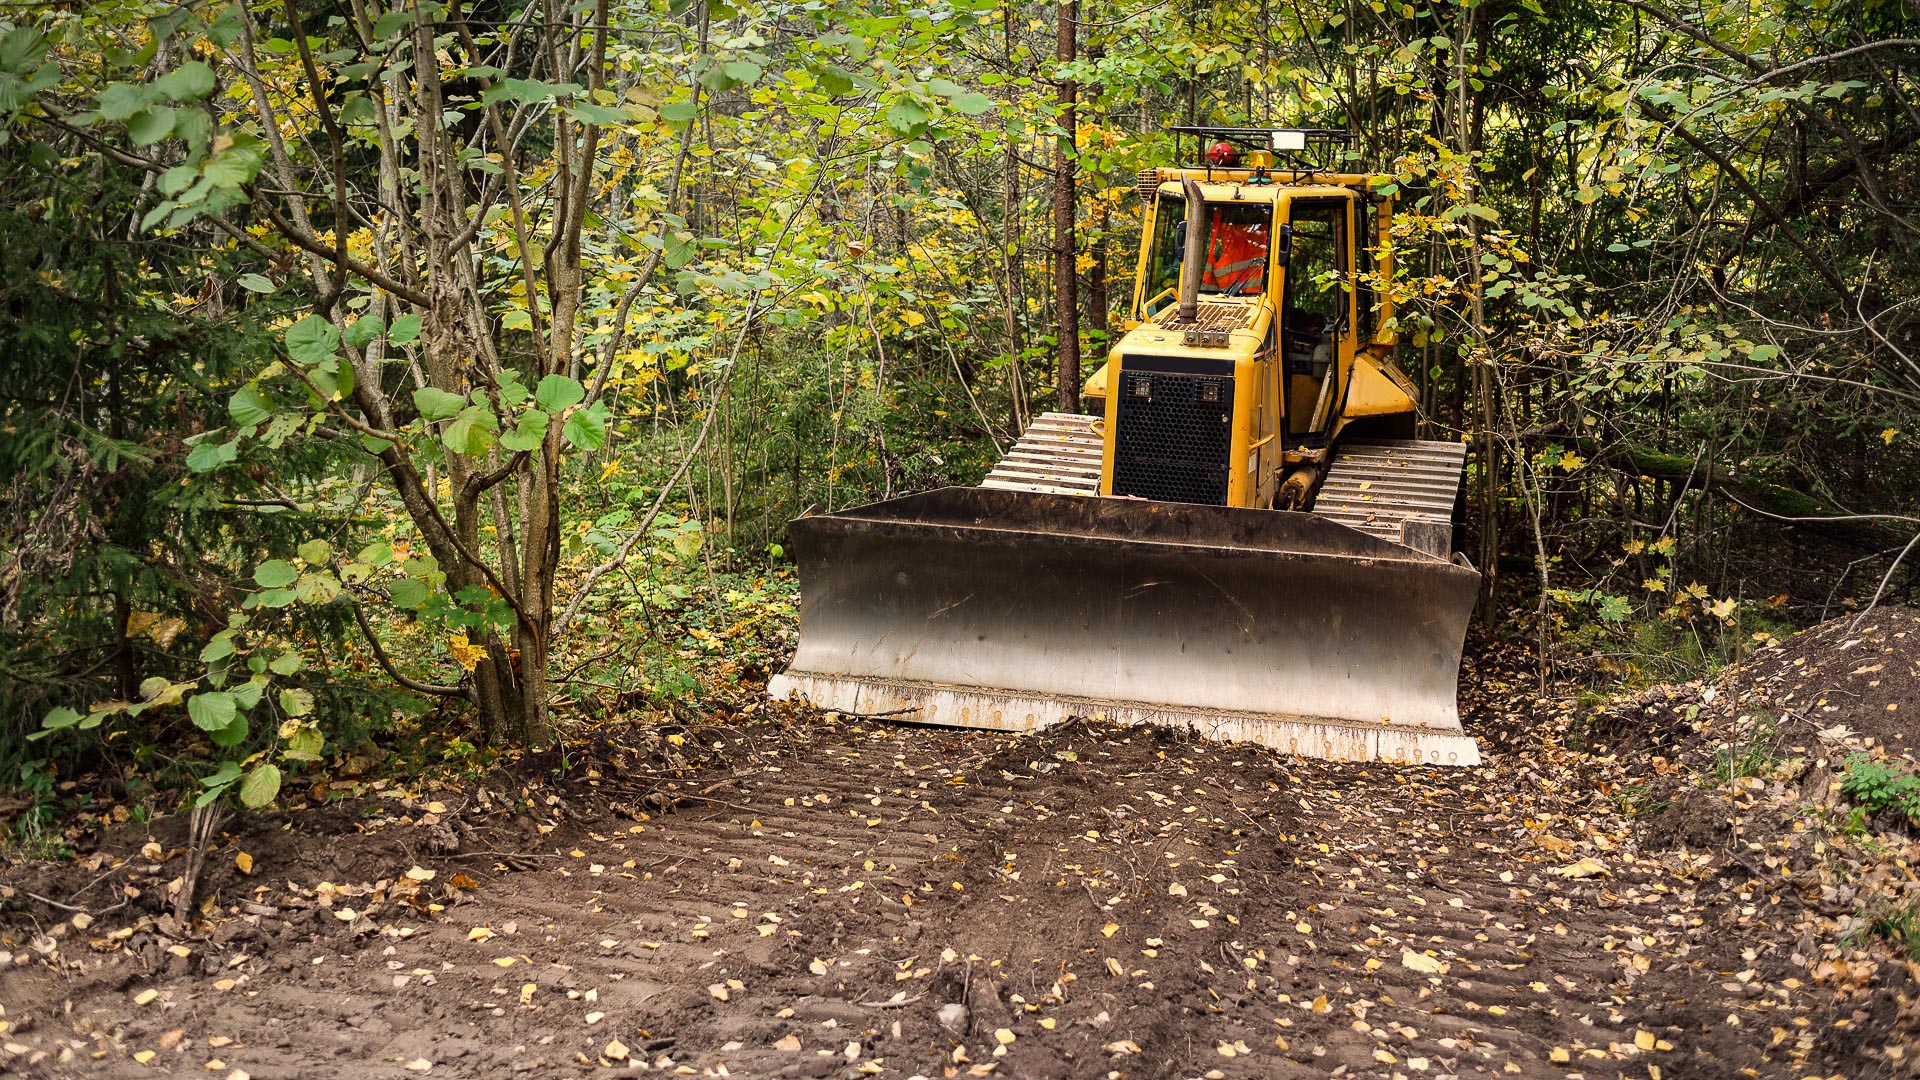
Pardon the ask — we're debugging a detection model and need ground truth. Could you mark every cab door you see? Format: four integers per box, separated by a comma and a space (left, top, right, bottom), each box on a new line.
1278, 195, 1356, 444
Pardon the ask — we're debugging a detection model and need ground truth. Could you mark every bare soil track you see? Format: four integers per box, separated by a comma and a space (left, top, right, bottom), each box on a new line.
4, 627, 1917, 1079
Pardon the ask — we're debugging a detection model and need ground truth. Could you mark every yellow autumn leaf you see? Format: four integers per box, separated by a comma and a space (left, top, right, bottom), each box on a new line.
1643, 578, 1667, 593
898, 309, 927, 327
1558, 452, 1585, 472
1883, 427, 1899, 445
446, 633, 484, 673
235, 851, 254, 875
1549, 857, 1608, 879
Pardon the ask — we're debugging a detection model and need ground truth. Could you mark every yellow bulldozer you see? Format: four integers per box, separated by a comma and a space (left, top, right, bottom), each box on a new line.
770, 128, 1482, 766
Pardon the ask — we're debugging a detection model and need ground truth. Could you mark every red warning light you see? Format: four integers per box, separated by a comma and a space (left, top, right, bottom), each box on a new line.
1206, 141, 1240, 167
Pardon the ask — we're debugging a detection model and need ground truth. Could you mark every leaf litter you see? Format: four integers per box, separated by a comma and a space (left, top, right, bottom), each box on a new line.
2, 614, 1920, 1075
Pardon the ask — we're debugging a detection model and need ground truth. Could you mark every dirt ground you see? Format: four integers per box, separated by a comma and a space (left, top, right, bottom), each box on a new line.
5, 621, 1920, 1079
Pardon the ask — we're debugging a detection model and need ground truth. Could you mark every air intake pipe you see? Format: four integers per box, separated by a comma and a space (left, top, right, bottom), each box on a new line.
1177, 177, 1206, 323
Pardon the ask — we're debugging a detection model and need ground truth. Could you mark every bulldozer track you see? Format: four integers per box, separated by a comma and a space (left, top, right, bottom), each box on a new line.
1312, 438, 1467, 549
980, 412, 1103, 495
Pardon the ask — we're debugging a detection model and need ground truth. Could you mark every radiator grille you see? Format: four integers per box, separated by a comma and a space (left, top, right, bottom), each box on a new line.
1112, 372, 1234, 504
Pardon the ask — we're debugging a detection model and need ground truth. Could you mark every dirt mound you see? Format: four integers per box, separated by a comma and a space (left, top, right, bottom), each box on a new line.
1720, 605, 1920, 754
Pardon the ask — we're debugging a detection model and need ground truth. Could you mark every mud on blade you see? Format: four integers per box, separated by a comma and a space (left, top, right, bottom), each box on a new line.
769, 487, 1482, 765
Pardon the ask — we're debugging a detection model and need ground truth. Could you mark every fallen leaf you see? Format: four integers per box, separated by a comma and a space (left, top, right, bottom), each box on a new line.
134, 988, 158, 1006
1038, 1017, 1056, 1031
1549, 857, 1608, 879
404, 866, 435, 882
603, 1039, 628, 1061
468, 927, 495, 942
1101, 922, 1119, 938
774, 1034, 803, 1052
708, 983, 730, 1001
1401, 948, 1446, 974
404, 1059, 432, 1073
1104, 1039, 1141, 1054
1634, 1030, 1655, 1051
993, 1028, 1015, 1046
235, 852, 253, 875
133, 1051, 156, 1065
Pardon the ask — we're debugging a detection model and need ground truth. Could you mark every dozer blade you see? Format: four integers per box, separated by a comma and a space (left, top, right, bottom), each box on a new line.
768, 487, 1482, 766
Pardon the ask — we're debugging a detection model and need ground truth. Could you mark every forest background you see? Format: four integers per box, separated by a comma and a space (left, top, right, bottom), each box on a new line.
0, 0, 1915, 832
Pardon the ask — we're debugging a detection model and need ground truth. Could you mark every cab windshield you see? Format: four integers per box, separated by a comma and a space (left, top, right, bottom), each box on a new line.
1144, 194, 1272, 306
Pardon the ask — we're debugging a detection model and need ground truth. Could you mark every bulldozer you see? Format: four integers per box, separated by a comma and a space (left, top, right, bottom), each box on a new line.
769, 128, 1482, 766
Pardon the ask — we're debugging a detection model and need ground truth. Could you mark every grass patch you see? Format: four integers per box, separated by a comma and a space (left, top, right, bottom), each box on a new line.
1706, 716, 1780, 785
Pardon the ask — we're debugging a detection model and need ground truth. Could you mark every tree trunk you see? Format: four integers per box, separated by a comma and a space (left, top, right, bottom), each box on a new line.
1053, 0, 1079, 413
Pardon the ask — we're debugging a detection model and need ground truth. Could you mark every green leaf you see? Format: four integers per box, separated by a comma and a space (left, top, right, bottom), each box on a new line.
250, 587, 296, 609
372, 8, 414, 38
562, 402, 608, 450
500, 408, 549, 452
659, 100, 698, 124
817, 66, 856, 96
388, 577, 431, 608
722, 60, 763, 85
42, 706, 82, 731
535, 374, 585, 413
443, 404, 498, 457
152, 61, 216, 101
208, 712, 248, 748
357, 541, 394, 567
236, 273, 275, 293
231, 679, 265, 709
286, 726, 325, 760
950, 92, 994, 116
481, 78, 581, 105
127, 107, 175, 145
200, 760, 243, 788
229, 385, 274, 427
200, 632, 237, 664
97, 82, 147, 121
254, 559, 298, 588
344, 314, 386, 348
186, 437, 238, 473
567, 102, 629, 125
278, 687, 315, 717
388, 313, 422, 345
201, 133, 265, 187
413, 386, 466, 420
239, 763, 282, 808
293, 572, 341, 605
297, 539, 331, 564
269, 652, 303, 676
285, 315, 340, 364
885, 101, 929, 135
188, 692, 238, 732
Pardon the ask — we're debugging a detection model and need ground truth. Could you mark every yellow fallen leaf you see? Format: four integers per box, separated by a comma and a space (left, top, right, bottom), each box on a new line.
1634, 1030, 1655, 1051
519, 983, 535, 1006
1038, 1017, 1056, 1030
994, 1028, 1015, 1045
134, 989, 159, 1006
1549, 857, 1608, 879
1549, 1047, 1570, 1063
1105, 957, 1124, 976
235, 852, 253, 875
1101, 922, 1120, 938
333, 908, 357, 922
424, 801, 447, 814
1401, 948, 1446, 974
468, 927, 495, 942
1310, 995, 1330, 1014
709, 983, 730, 1001
774, 1034, 803, 1052
603, 1039, 628, 1061
492, 957, 516, 967
133, 1051, 157, 1065
1104, 1039, 1141, 1054
404, 1059, 432, 1073
404, 866, 436, 882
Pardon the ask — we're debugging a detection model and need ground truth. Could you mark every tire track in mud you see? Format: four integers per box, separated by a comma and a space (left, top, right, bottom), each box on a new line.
5, 713, 1836, 1078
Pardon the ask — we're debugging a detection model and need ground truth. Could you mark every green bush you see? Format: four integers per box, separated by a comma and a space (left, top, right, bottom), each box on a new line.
1840, 754, 1920, 820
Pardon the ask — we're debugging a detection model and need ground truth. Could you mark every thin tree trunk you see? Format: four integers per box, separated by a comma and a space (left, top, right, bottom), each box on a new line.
1053, 0, 1080, 413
